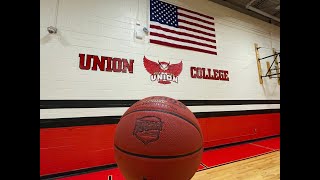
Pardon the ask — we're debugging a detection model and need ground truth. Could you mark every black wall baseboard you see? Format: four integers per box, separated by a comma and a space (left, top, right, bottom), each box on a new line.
40, 99, 280, 109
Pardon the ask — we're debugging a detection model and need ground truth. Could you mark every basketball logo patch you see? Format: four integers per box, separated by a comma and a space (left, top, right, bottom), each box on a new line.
133, 116, 163, 144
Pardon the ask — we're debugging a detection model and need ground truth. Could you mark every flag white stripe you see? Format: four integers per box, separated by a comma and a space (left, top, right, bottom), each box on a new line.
178, 10, 215, 28
150, 22, 215, 41
149, 35, 216, 52
178, 9, 215, 24
150, 28, 216, 46
179, 16, 215, 31
179, 21, 215, 35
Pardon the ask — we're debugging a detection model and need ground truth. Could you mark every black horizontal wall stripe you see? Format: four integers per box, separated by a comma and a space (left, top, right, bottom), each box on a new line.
40, 116, 121, 128
40, 163, 117, 180
40, 109, 280, 128
40, 100, 280, 109
193, 109, 280, 118
40, 100, 138, 109
180, 100, 280, 106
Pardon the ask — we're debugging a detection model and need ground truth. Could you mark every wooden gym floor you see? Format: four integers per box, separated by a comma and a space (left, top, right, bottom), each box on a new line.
192, 151, 280, 180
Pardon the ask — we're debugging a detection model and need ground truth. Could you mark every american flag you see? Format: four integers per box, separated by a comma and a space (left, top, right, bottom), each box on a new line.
149, 0, 217, 55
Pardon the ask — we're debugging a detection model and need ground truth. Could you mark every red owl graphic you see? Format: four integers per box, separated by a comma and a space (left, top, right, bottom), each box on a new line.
143, 56, 183, 84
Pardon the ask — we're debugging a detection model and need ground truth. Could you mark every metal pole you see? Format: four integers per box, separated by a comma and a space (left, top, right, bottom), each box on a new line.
271, 67, 280, 70
259, 52, 280, 60
264, 54, 279, 77
262, 72, 280, 77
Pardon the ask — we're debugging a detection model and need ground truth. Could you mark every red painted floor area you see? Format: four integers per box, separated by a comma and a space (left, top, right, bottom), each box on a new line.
201, 143, 272, 168
61, 168, 125, 180
250, 137, 280, 150
59, 137, 280, 180
198, 164, 205, 171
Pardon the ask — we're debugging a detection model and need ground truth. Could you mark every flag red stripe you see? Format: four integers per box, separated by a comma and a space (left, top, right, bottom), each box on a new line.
179, 19, 215, 31
179, 7, 215, 20
178, 12, 215, 25
150, 25, 216, 43
150, 32, 216, 49
150, 39, 217, 55
179, 25, 216, 37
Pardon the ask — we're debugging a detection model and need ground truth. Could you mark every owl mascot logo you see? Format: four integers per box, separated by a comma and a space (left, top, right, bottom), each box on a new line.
143, 56, 183, 84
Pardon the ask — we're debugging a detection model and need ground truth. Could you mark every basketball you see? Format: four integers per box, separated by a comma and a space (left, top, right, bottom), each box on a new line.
114, 96, 203, 180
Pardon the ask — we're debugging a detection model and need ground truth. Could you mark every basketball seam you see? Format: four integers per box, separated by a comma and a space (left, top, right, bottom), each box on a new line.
122, 109, 203, 139
114, 144, 203, 159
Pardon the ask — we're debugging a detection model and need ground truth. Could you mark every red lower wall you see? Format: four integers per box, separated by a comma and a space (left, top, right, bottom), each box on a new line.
199, 113, 280, 147
40, 113, 280, 176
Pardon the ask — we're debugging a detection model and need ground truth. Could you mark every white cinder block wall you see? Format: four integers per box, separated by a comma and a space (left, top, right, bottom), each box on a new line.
40, 0, 280, 102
